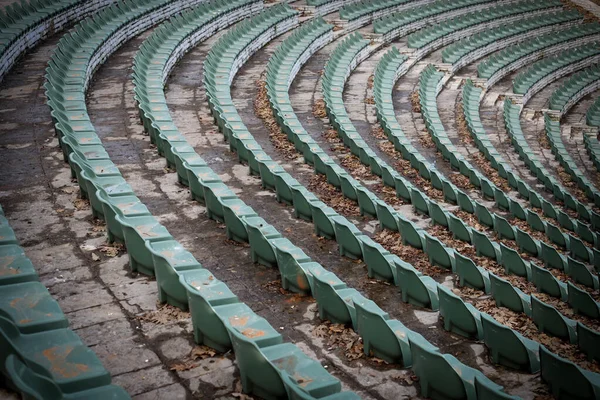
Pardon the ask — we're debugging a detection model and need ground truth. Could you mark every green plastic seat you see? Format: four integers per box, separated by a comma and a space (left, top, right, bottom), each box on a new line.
480, 313, 540, 373
499, 244, 531, 279
425, 234, 454, 271
569, 234, 592, 263
360, 236, 396, 283
398, 216, 423, 249
546, 223, 567, 249
567, 257, 599, 289
0, 244, 37, 286
0, 281, 68, 334
540, 345, 600, 400
526, 209, 545, 232
429, 202, 448, 227
115, 214, 173, 276
374, 200, 399, 232
455, 252, 490, 292
531, 296, 577, 343
410, 338, 504, 400
181, 270, 239, 350
246, 217, 281, 267
0, 316, 111, 394
186, 166, 221, 203
539, 241, 566, 271
411, 189, 430, 216
395, 259, 439, 310
475, 202, 494, 228
448, 213, 472, 243
472, 230, 499, 260
312, 270, 360, 326
146, 240, 203, 309
438, 285, 482, 339
5, 354, 129, 400
272, 238, 312, 294
567, 281, 600, 320
331, 216, 364, 260
204, 182, 237, 223
97, 192, 151, 244
578, 322, 600, 363
494, 215, 515, 240
355, 297, 412, 366
222, 199, 258, 243
311, 202, 337, 240
489, 273, 531, 315
515, 227, 539, 257
530, 263, 567, 301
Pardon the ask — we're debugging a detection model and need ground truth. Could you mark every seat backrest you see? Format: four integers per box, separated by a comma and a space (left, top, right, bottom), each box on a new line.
410, 341, 466, 399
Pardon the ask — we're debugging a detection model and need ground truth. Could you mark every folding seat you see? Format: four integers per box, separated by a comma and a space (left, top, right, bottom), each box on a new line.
438, 285, 482, 339
515, 227, 539, 256
526, 209, 545, 232
355, 185, 377, 218
374, 199, 398, 232
397, 216, 423, 249
146, 240, 203, 309
410, 188, 430, 216
339, 174, 358, 201
448, 213, 472, 243
395, 259, 439, 310
428, 201, 448, 227
360, 236, 396, 283
355, 298, 412, 366
557, 209, 575, 232
410, 339, 504, 400
455, 251, 490, 292
569, 234, 592, 263
442, 180, 458, 204
489, 273, 531, 315
312, 270, 360, 326
540, 345, 600, 399
577, 322, 600, 363
531, 263, 567, 300
457, 190, 475, 213
509, 198, 526, 221
539, 241, 566, 271
424, 233, 454, 271
271, 238, 312, 294
545, 222, 566, 249
0, 316, 111, 394
575, 221, 595, 246
494, 188, 509, 211
231, 326, 340, 400
115, 214, 173, 276
394, 175, 412, 201
531, 296, 577, 343
6, 353, 130, 400
331, 216, 364, 260
480, 313, 540, 373
567, 257, 599, 289
567, 282, 600, 320
311, 202, 337, 240
472, 230, 500, 260
0, 281, 68, 334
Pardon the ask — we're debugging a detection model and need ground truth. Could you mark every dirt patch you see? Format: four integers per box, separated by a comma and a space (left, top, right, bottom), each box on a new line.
255, 80, 298, 160
313, 99, 328, 119
410, 90, 421, 113
137, 304, 190, 324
